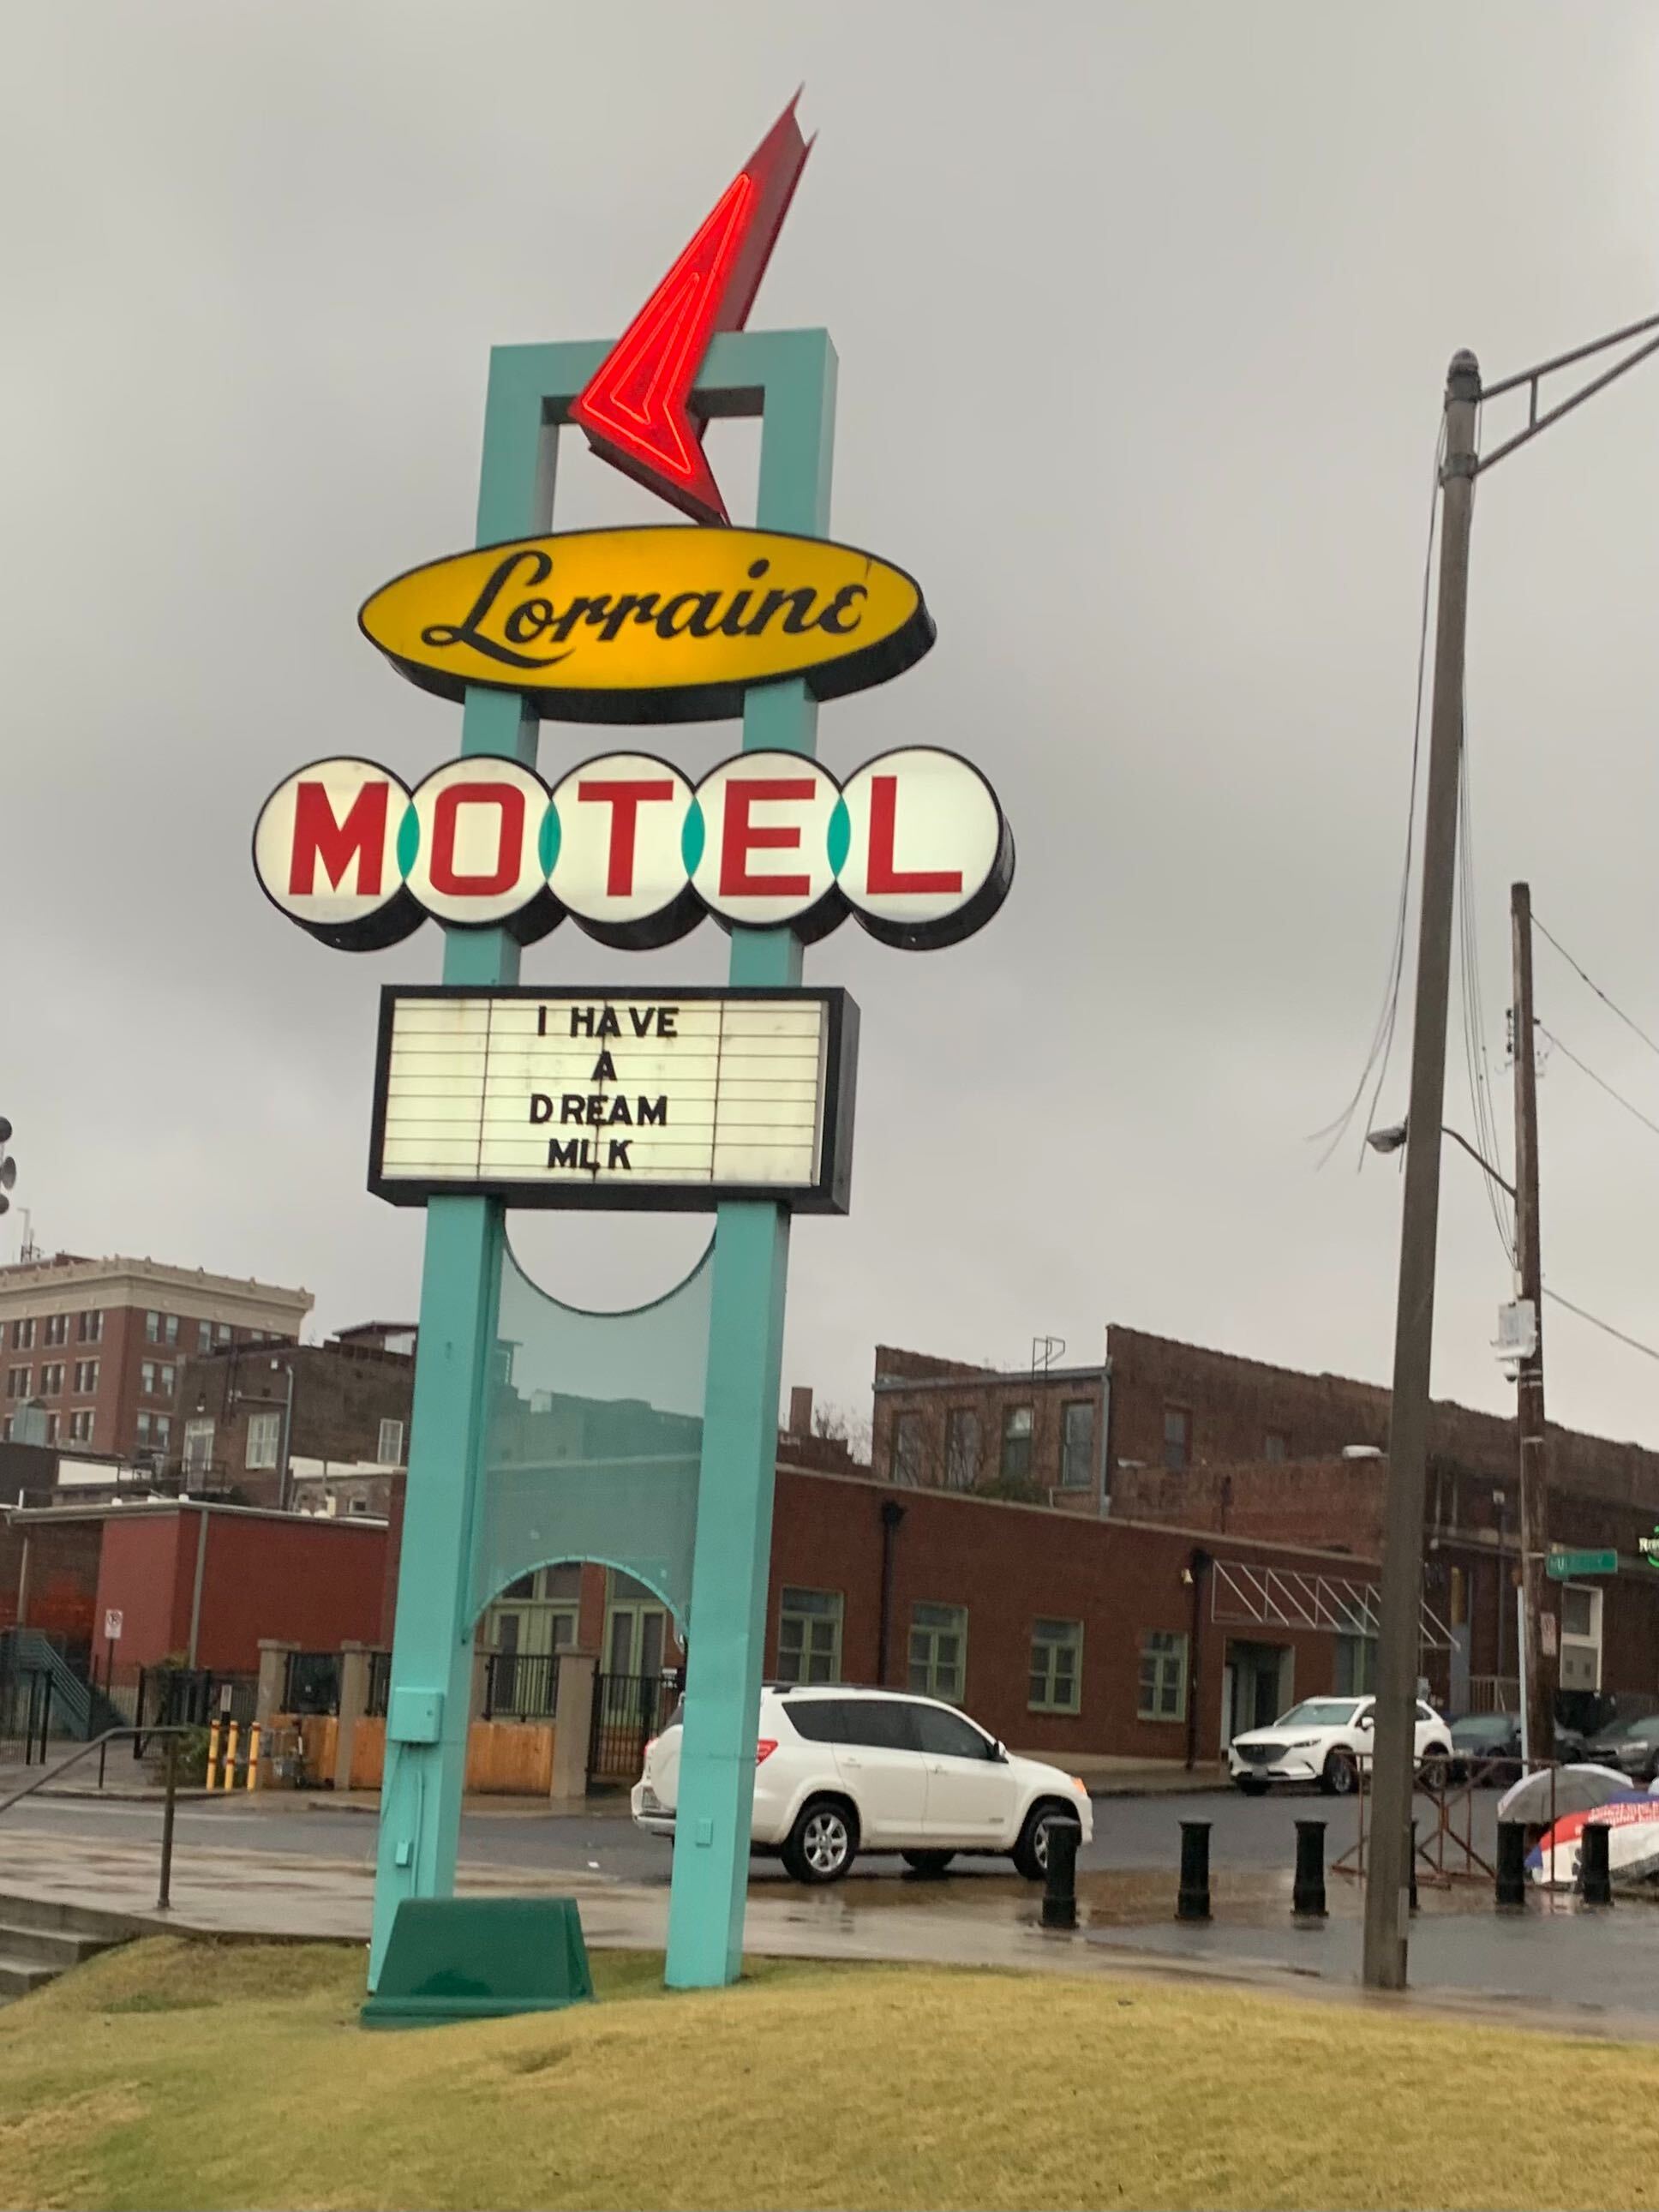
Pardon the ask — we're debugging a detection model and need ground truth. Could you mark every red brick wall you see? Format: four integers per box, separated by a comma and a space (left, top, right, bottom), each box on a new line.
764, 1469, 1361, 1761
0, 1517, 105, 1640
871, 1346, 1107, 1514
92, 1509, 388, 1674
1112, 1460, 1386, 1555
93, 1514, 195, 1669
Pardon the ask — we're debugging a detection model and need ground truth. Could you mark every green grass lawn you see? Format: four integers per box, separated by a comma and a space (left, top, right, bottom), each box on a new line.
5, 1937, 1659, 2210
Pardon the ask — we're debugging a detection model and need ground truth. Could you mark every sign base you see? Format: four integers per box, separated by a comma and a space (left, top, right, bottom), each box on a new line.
361, 1897, 594, 2029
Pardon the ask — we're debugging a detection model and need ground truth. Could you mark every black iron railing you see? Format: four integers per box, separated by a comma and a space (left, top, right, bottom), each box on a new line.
588, 1670, 677, 1785
482, 1650, 560, 1722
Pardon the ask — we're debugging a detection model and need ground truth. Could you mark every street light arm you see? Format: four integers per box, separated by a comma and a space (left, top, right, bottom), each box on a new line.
1477, 316, 1659, 476
1440, 1123, 1517, 1202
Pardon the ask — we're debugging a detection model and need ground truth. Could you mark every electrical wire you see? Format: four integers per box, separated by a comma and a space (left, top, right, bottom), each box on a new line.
1543, 1287, 1659, 1366
1312, 419, 1446, 1168
1535, 1022, 1659, 1142
1532, 914, 1659, 1065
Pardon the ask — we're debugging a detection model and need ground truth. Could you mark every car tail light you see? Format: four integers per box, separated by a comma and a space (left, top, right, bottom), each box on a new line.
643, 1738, 657, 1763
756, 1739, 778, 1765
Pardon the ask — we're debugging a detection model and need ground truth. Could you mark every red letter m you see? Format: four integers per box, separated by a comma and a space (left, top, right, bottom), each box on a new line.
288, 781, 389, 896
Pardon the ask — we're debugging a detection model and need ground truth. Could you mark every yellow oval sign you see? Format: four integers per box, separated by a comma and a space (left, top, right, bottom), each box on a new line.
358, 525, 934, 724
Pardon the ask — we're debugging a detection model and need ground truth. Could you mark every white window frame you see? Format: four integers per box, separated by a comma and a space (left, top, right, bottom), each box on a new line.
377, 1418, 405, 1465
183, 1418, 215, 1475
1029, 1617, 1084, 1712
776, 1587, 843, 1684
908, 1601, 967, 1702
68, 1408, 94, 1444
245, 1409, 281, 1471
1138, 1629, 1189, 1722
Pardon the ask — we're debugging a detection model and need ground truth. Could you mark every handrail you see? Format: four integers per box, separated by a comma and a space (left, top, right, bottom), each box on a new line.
0, 1725, 193, 1910
0, 1725, 191, 1817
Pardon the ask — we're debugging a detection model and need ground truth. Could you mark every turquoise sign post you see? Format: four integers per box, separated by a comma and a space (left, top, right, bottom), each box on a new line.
253, 111, 1015, 2005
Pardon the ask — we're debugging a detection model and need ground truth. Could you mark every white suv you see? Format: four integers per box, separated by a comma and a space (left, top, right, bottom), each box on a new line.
632, 1684, 1094, 1883
1228, 1695, 1453, 1796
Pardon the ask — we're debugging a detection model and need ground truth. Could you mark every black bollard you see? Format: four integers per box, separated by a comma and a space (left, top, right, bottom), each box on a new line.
1292, 1819, 1327, 1918
1580, 1819, 1613, 1908
1495, 1820, 1527, 1910
1177, 1819, 1212, 1921
1409, 1819, 1418, 1915
1042, 1818, 1081, 1930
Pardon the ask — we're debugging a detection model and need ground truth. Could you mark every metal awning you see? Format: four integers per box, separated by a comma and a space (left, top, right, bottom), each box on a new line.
1210, 1560, 1452, 1652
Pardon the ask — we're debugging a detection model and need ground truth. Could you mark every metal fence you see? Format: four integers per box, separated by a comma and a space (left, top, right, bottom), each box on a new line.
587, 1670, 677, 1785
133, 1667, 256, 1734
482, 1650, 560, 1723
366, 1650, 392, 1718
281, 1652, 342, 1717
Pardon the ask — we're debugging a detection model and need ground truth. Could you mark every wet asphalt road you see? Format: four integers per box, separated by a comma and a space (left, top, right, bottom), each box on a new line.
6, 1778, 1501, 1889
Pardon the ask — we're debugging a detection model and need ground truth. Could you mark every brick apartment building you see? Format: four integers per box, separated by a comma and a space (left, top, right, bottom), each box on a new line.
0, 1255, 312, 1464
873, 1325, 1659, 1725
167, 1324, 415, 1513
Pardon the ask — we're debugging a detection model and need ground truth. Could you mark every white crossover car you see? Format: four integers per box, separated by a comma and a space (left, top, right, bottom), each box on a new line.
1229, 1695, 1452, 1797
632, 1683, 1094, 1883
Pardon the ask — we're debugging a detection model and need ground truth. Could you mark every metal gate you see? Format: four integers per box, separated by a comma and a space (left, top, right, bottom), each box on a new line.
587, 1671, 676, 1786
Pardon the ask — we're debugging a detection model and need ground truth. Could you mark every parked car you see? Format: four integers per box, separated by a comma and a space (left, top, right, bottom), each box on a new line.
1583, 1711, 1659, 1784
1449, 1711, 1523, 1784
1228, 1695, 1452, 1796
631, 1684, 1094, 1884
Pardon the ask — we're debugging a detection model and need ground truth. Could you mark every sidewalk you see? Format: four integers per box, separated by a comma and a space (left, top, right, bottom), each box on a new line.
8, 1824, 1659, 2041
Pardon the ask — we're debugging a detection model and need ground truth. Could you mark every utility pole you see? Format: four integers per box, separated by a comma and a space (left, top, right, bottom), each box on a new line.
1511, 881, 1554, 1760
1362, 350, 1482, 1993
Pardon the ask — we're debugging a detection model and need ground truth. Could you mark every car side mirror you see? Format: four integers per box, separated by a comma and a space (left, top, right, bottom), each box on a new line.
1358, 1715, 1374, 1731
990, 1739, 1008, 1762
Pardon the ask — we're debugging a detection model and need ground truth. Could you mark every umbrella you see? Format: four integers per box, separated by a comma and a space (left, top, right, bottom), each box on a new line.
1528, 1795, 1659, 1888
1496, 1763, 1631, 1825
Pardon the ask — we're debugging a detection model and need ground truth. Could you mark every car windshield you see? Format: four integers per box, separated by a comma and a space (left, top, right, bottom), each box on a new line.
1603, 1714, 1659, 1741
1451, 1716, 1509, 1743
1274, 1700, 1361, 1729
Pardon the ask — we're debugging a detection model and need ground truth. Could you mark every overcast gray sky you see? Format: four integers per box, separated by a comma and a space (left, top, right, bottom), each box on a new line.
9, 3, 1659, 1451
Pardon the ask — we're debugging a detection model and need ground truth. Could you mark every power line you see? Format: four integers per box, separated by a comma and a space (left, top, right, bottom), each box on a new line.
1313, 421, 1445, 1168
1533, 914, 1659, 1065
1536, 1022, 1659, 1142
1544, 1287, 1659, 1366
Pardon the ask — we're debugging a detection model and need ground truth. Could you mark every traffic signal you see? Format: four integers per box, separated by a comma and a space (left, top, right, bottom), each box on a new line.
0, 1119, 15, 1216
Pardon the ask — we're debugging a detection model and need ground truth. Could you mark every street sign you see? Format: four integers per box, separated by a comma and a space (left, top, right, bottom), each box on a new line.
103, 1609, 123, 1642
1640, 1532, 1659, 1568
1546, 1549, 1618, 1579
370, 986, 857, 1213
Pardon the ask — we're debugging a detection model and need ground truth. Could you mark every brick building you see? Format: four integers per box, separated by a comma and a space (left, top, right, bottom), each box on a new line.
0, 1255, 312, 1465
169, 1332, 415, 1512
874, 1324, 1659, 1725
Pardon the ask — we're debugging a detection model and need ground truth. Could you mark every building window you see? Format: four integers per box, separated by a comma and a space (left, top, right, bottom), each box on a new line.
141, 1363, 156, 1395
136, 1411, 153, 1445
377, 1418, 405, 1465
1138, 1630, 1189, 1722
12, 1319, 33, 1350
4, 1367, 28, 1400
68, 1409, 94, 1443
1060, 1400, 1094, 1490
165, 1314, 178, 1346
348, 1495, 369, 1515
145, 1311, 160, 1343
198, 1319, 213, 1352
77, 1310, 103, 1343
908, 1601, 967, 1702
183, 1418, 215, 1475
1334, 1634, 1376, 1696
44, 1412, 59, 1445
43, 1313, 68, 1346
1028, 1617, 1083, 1712
1000, 1406, 1033, 1481
890, 1411, 924, 1486
155, 1414, 171, 1448
944, 1407, 981, 1491
39, 1363, 63, 1396
1560, 1583, 1603, 1693
72, 1360, 99, 1395
245, 1410, 281, 1470
217, 1322, 231, 1346
1162, 1406, 1192, 1471
1264, 1430, 1289, 1462
777, 1587, 843, 1684
160, 1365, 176, 1395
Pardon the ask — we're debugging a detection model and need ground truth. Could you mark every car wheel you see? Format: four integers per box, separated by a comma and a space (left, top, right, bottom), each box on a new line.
1012, 1800, 1076, 1882
901, 1849, 955, 1877
1321, 1751, 1357, 1797
781, 1796, 857, 1885
1235, 1776, 1269, 1797
1419, 1748, 1452, 1793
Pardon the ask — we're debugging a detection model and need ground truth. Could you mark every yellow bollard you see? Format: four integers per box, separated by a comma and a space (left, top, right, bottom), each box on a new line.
207, 1719, 222, 1791
223, 1721, 239, 1792
245, 1723, 261, 1791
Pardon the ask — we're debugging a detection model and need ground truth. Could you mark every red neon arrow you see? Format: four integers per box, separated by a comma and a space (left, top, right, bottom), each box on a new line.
572, 98, 812, 525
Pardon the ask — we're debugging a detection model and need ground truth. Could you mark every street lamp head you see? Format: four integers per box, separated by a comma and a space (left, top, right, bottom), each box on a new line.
1366, 1122, 1409, 1156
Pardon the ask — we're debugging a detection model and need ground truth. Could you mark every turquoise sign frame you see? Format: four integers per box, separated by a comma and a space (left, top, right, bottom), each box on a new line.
367, 327, 836, 1993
